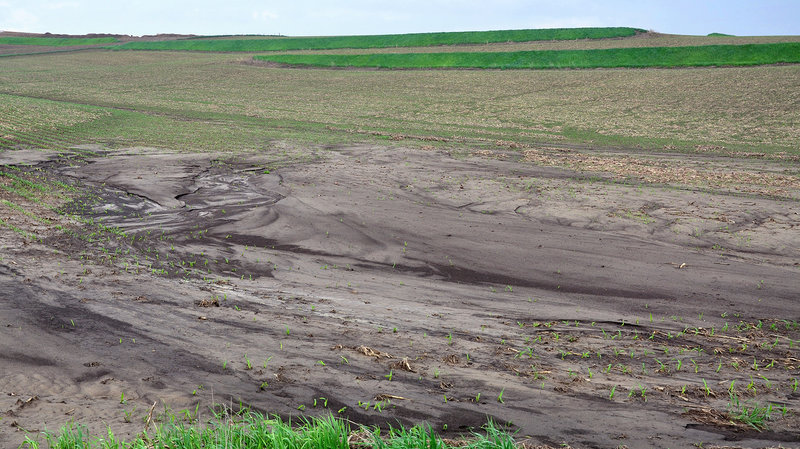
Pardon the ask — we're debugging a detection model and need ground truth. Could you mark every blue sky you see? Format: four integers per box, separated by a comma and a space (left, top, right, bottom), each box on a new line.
1, 0, 798, 37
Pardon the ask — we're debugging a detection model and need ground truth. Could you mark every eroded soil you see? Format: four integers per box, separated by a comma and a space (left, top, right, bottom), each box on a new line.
1, 145, 798, 449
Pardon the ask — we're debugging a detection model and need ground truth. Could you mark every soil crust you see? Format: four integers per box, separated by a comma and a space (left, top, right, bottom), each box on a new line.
1, 145, 798, 448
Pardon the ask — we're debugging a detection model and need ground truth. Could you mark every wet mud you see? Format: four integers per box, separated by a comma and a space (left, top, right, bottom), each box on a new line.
1, 145, 798, 448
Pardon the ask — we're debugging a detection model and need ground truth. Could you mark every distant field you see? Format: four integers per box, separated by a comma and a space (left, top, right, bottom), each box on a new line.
0, 51, 798, 156
275, 34, 800, 55
112, 27, 643, 52
0, 36, 118, 46
0, 93, 111, 153
256, 42, 800, 69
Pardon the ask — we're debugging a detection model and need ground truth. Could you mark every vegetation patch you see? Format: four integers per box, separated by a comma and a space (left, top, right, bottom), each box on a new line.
21, 411, 524, 449
255, 42, 800, 69
0, 36, 118, 46
112, 27, 643, 52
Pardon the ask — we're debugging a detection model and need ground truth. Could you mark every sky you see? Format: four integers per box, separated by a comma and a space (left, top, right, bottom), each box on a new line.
1, 0, 798, 37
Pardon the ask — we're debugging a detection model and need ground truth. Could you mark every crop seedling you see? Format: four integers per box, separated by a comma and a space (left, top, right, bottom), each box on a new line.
702, 378, 712, 396
123, 406, 137, 423
759, 375, 772, 390
747, 378, 758, 395
728, 393, 774, 431
497, 388, 505, 403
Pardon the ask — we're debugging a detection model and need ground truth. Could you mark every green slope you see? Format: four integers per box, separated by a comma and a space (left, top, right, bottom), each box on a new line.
0, 36, 118, 46
255, 42, 800, 69
112, 27, 643, 52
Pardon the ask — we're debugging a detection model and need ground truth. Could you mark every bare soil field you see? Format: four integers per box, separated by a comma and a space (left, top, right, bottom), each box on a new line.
1, 143, 798, 448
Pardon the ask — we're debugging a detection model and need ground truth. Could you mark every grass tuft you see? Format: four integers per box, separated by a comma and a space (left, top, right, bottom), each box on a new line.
20, 411, 522, 449
728, 393, 775, 431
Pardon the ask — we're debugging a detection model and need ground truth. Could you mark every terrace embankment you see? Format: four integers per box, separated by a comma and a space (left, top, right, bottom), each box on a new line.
1, 145, 799, 449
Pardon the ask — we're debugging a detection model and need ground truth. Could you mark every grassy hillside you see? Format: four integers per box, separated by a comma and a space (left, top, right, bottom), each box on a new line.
255, 42, 800, 69
0, 36, 118, 46
112, 27, 643, 52
268, 35, 800, 56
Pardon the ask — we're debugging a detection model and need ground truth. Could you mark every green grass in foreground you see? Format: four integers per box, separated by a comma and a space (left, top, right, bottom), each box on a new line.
0, 36, 118, 46
255, 42, 800, 69
112, 27, 642, 52
20, 411, 520, 449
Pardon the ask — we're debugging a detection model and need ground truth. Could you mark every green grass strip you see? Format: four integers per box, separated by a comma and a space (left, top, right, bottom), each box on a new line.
0, 171, 51, 192
0, 36, 118, 46
112, 27, 642, 52
0, 217, 39, 241
255, 42, 800, 69
20, 411, 520, 449
1, 199, 52, 224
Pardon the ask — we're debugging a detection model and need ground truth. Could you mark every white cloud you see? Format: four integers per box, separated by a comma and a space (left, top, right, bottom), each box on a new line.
529, 17, 604, 29
1, 8, 40, 31
44, 2, 80, 9
252, 9, 278, 21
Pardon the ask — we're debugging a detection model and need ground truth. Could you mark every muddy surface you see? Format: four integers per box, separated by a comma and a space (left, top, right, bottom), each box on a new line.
1, 145, 799, 448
